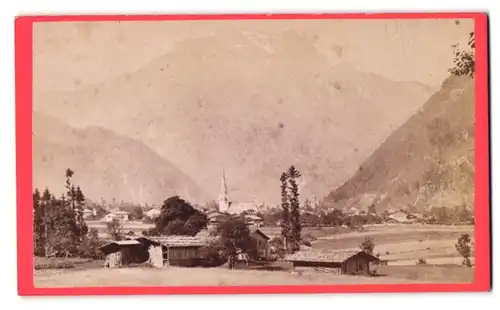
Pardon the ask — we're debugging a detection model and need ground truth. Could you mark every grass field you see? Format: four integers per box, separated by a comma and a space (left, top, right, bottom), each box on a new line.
310, 224, 474, 266
89, 221, 474, 266
34, 223, 474, 287
35, 263, 473, 288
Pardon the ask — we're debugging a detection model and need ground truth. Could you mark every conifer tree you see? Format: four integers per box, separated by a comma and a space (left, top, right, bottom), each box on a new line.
41, 188, 52, 256
287, 165, 302, 252
74, 186, 88, 238
33, 188, 45, 256
279, 173, 291, 253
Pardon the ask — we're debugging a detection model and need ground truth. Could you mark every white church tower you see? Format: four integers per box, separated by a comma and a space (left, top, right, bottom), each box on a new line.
218, 169, 230, 213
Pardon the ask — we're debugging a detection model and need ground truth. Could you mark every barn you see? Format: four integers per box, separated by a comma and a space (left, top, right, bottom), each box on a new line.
99, 238, 163, 268
148, 236, 208, 267
285, 249, 380, 276
99, 236, 208, 268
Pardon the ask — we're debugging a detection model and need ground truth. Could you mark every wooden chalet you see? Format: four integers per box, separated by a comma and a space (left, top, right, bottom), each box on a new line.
285, 249, 380, 276
99, 236, 209, 268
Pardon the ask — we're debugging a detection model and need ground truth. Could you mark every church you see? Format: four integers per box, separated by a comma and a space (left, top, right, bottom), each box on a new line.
217, 169, 261, 215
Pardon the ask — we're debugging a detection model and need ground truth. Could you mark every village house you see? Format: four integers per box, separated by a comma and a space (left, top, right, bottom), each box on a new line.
250, 228, 270, 260
196, 227, 271, 261
100, 210, 131, 223
285, 248, 380, 276
206, 211, 228, 230
144, 208, 161, 220
99, 236, 208, 268
82, 208, 95, 219
245, 214, 264, 227
386, 210, 420, 224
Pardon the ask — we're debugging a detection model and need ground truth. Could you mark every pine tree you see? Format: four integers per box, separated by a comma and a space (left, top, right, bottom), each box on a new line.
56, 193, 79, 257
287, 165, 302, 252
279, 172, 291, 253
41, 188, 52, 256
63, 169, 80, 254
33, 188, 45, 256
74, 186, 88, 239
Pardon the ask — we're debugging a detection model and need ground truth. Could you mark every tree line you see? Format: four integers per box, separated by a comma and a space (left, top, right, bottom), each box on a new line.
33, 169, 100, 258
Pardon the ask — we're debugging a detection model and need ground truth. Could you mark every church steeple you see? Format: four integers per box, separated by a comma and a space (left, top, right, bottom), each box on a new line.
218, 169, 230, 212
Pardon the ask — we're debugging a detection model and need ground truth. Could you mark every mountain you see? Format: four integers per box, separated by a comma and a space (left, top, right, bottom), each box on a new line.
33, 111, 205, 204
34, 28, 434, 205
323, 74, 475, 212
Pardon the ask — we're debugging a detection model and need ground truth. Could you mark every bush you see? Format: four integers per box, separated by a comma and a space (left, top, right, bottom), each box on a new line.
416, 258, 427, 265
360, 237, 375, 255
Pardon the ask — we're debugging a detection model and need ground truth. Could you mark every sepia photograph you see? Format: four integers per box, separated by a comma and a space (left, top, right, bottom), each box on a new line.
21, 14, 489, 292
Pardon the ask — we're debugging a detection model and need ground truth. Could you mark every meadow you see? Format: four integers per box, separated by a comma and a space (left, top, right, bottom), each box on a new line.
34, 223, 474, 287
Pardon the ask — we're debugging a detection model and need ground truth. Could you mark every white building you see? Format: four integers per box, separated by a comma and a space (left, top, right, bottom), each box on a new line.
144, 208, 161, 219
101, 210, 130, 223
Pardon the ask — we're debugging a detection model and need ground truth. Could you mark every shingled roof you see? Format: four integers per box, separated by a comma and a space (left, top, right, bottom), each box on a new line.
144, 235, 208, 247
285, 248, 378, 263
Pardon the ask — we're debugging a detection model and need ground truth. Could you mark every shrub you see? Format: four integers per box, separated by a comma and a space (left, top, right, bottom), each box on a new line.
360, 237, 375, 255
455, 233, 473, 267
416, 258, 427, 265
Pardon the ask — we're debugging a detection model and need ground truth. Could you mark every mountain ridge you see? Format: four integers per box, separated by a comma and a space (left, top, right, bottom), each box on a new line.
323, 74, 475, 212
33, 111, 206, 205
34, 28, 434, 205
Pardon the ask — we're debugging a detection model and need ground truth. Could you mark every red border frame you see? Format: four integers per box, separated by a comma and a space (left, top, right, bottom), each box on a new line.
16, 12, 490, 296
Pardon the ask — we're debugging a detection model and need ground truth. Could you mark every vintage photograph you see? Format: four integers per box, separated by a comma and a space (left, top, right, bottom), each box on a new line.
32, 17, 476, 288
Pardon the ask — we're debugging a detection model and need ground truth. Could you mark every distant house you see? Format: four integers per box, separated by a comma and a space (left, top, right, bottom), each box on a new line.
206, 211, 229, 230
245, 214, 264, 227
101, 210, 130, 223
144, 208, 161, 219
83, 208, 95, 219
387, 211, 417, 224
285, 249, 380, 276
196, 227, 270, 261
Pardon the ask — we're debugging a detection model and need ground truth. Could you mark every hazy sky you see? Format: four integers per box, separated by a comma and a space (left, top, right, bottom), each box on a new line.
34, 18, 474, 92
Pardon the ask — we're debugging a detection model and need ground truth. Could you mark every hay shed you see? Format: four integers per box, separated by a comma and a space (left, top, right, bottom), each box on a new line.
100, 238, 163, 268
285, 249, 380, 276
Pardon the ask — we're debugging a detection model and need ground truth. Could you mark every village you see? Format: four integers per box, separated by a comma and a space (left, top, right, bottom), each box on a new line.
33, 167, 475, 287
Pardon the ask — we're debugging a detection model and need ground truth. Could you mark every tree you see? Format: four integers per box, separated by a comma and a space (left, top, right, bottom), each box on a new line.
155, 196, 208, 236
79, 228, 101, 259
74, 186, 88, 239
287, 166, 302, 252
63, 169, 79, 250
215, 216, 257, 267
303, 199, 313, 211
120, 205, 144, 221
279, 173, 292, 252
33, 188, 45, 256
107, 218, 124, 241
205, 200, 219, 211
360, 237, 375, 255
455, 233, 473, 267
368, 204, 377, 215
449, 32, 475, 77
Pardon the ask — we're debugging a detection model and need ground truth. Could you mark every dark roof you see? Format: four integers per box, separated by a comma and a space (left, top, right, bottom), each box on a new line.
144, 235, 208, 247
285, 249, 380, 263
99, 240, 142, 255
250, 228, 270, 240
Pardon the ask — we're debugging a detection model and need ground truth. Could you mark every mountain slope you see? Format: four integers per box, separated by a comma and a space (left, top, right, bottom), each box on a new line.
34, 28, 434, 204
33, 112, 205, 204
323, 74, 475, 211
